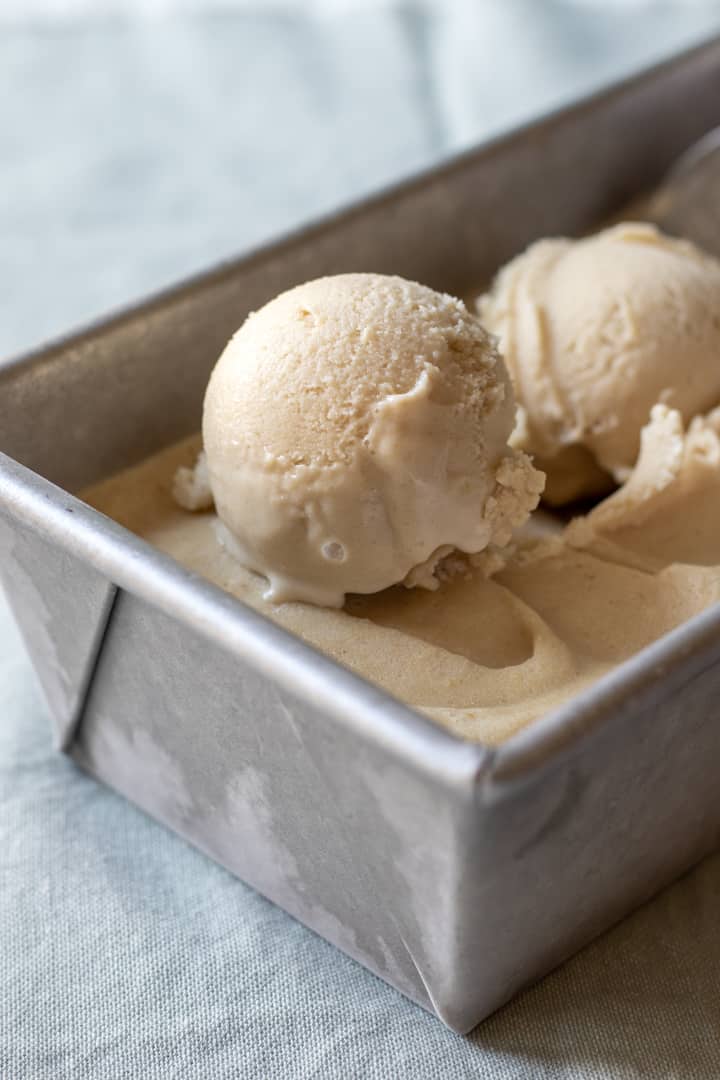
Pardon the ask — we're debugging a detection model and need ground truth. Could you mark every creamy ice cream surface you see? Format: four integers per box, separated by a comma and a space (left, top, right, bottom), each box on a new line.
199, 274, 543, 606
80, 250, 720, 746
480, 222, 720, 503
82, 402, 720, 745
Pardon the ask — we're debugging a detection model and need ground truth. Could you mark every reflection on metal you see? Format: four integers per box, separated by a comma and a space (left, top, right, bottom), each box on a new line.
2, 38, 720, 1032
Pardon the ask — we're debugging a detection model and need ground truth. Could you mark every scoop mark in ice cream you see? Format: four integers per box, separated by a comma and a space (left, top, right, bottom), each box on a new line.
84, 227, 720, 745
83, 401, 720, 746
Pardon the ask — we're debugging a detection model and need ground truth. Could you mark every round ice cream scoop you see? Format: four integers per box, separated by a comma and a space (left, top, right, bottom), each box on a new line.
202, 273, 543, 606
480, 223, 720, 503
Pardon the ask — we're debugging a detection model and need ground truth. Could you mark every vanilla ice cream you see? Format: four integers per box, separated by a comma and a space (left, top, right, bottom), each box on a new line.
83, 398, 720, 745
198, 273, 543, 606
480, 222, 720, 503
81, 251, 720, 746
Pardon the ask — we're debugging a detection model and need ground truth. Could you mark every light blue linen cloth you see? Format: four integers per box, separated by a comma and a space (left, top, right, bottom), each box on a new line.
3, 5, 720, 1076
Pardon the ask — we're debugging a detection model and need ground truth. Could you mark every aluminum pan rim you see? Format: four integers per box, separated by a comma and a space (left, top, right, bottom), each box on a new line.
2, 34, 720, 791
3, 445, 720, 793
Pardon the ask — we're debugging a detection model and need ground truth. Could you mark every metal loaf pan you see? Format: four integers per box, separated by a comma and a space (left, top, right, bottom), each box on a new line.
3, 40, 720, 1035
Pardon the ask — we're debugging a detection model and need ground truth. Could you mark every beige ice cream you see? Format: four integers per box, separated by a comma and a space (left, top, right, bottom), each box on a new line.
81, 254, 720, 746
82, 403, 720, 745
192, 274, 543, 607
480, 222, 720, 503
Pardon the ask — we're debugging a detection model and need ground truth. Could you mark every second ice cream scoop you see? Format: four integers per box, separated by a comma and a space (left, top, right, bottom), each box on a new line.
480, 222, 720, 503
201, 273, 543, 607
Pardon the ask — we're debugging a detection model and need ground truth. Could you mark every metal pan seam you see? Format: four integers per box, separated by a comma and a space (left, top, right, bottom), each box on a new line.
56, 583, 120, 753
0, 451, 490, 793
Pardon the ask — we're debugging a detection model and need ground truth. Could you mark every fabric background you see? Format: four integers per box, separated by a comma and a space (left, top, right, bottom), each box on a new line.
3, 4, 720, 1076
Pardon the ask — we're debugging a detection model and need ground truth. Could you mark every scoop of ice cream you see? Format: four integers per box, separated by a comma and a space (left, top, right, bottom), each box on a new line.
480, 222, 720, 503
201, 273, 543, 607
